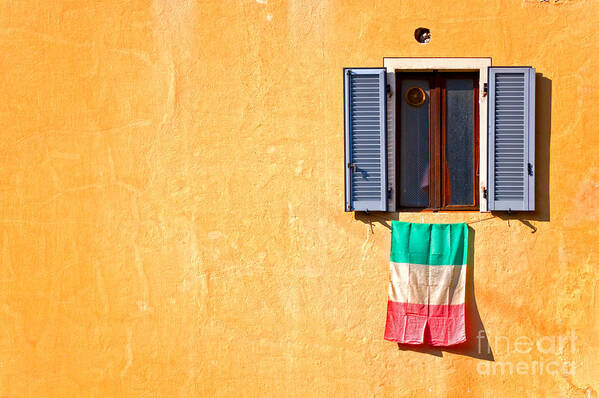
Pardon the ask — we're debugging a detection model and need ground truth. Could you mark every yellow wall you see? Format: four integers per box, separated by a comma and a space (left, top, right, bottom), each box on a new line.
0, 0, 598, 396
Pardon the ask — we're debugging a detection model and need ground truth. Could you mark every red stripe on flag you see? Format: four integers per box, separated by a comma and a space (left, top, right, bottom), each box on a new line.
384, 301, 466, 346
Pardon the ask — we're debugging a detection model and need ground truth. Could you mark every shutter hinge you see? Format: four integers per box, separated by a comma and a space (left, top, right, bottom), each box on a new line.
528, 163, 533, 176
386, 84, 392, 97
347, 162, 357, 172
483, 83, 488, 97
482, 187, 488, 199
387, 186, 392, 198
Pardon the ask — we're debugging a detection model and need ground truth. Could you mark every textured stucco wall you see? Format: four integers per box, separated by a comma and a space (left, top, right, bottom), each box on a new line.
0, 0, 598, 396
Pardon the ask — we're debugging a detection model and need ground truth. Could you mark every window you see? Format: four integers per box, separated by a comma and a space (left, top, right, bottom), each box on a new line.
398, 72, 479, 210
343, 58, 535, 213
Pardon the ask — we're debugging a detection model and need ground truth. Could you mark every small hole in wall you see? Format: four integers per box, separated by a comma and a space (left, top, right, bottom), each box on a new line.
414, 27, 431, 44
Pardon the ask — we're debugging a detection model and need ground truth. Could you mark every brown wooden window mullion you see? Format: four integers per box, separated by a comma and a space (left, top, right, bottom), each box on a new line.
429, 75, 442, 209
440, 75, 448, 208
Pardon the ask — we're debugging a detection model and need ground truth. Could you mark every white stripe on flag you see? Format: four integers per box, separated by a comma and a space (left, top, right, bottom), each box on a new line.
388, 262, 466, 306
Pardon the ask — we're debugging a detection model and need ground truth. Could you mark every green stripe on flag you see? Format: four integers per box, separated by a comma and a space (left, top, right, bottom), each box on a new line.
390, 221, 468, 266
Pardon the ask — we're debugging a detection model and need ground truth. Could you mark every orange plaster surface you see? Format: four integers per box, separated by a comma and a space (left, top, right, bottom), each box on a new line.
0, 0, 598, 396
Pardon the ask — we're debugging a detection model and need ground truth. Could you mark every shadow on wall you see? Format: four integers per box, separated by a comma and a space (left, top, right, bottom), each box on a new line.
496, 73, 552, 227
350, 74, 552, 359
353, 214, 493, 358
392, 227, 494, 360
369, 226, 494, 360
352, 74, 552, 232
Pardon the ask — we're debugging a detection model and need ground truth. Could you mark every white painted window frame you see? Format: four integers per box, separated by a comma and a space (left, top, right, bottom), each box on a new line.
383, 57, 492, 212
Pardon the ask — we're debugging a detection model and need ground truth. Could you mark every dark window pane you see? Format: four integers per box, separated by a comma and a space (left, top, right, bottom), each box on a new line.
445, 78, 475, 205
399, 79, 429, 207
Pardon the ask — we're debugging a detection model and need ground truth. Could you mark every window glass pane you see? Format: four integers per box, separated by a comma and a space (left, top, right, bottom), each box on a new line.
445, 78, 475, 205
399, 79, 429, 207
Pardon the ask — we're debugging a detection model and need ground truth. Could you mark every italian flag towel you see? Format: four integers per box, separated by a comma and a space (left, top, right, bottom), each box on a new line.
384, 221, 468, 346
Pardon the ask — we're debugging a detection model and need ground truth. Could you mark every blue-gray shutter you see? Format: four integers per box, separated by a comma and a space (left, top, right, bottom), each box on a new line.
344, 68, 388, 212
488, 67, 535, 211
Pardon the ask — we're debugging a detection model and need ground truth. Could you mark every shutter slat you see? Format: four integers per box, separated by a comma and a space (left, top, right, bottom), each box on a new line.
488, 67, 535, 211
344, 68, 388, 211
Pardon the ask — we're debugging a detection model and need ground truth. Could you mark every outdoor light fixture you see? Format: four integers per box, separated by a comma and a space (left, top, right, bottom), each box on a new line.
405, 86, 426, 107
414, 27, 431, 44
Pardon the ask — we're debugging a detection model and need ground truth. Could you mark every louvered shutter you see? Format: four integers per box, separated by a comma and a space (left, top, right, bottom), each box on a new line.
488, 67, 535, 211
344, 68, 388, 212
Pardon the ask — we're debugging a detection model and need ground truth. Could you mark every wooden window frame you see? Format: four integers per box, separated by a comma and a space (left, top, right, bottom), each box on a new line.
383, 57, 492, 212
396, 71, 480, 211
